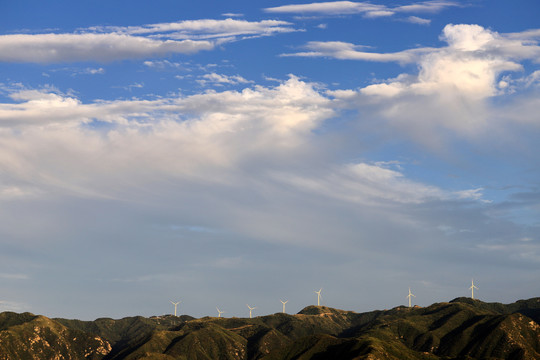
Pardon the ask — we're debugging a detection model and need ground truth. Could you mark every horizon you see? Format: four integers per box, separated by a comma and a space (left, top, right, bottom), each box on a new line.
0, 0, 539, 321
3, 294, 537, 321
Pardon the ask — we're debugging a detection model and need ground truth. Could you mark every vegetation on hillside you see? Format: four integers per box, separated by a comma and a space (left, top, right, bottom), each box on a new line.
0, 298, 538, 359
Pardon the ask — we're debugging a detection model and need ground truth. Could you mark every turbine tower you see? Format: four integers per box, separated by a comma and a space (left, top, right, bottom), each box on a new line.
216, 307, 225, 318
246, 304, 256, 319
406, 288, 415, 308
470, 279, 479, 299
280, 299, 288, 314
315, 288, 322, 306
170, 300, 181, 316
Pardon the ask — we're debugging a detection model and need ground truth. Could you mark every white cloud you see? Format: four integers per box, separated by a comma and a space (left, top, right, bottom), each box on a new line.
364, 10, 395, 18
293, 25, 540, 101
0, 76, 486, 216
273, 162, 484, 205
196, 73, 252, 86
84, 67, 105, 75
143, 60, 184, 69
91, 18, 296, 40
384, 24, 538, 99
0, 78, 333, 193
222, 13, 244, 17
395, 1, 460, 13
282, 24, 540, 147
0, 19, 297, 63
361, 80, 409, 97
0, 33, 213, 63
265, 1, 385, 15
281, 41, 429, 63
406, 16, 431, 25
265, 0, 459, 18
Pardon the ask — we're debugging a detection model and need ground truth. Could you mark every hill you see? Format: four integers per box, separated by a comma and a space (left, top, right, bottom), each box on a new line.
0, 298, 538, 359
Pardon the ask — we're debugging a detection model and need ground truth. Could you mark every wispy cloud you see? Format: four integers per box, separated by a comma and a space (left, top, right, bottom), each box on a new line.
265, 1, 387, 16
0, 273, 30, 280
222, 13, 244, 18
273, 162, 485, 205
43, 67, 106, 77
89, 18, 296, 40
196, 73, 252, 86
281, 40, 431, 63
265, 0, 460, 19
0, 33, 213, 63
395, 1, 460, 13
0, 19, 297, 63
405, 16, 431, 25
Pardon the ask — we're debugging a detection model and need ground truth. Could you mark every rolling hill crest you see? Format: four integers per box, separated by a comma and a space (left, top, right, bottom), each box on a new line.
0, 297, 538, 359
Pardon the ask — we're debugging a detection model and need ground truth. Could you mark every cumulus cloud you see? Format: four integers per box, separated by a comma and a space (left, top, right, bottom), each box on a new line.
0, 19, 297, 63
282, 24, 540, 139
302, 24, 540, 150
292, 24, 540, 104
0, 77, 486, 212
286, 24, 540, 70
368, 24, 539, 100
0, 78, 332, 190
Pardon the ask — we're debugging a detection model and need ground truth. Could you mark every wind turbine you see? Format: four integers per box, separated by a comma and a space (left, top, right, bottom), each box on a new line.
246, 304, 256, 319
315, 288, 322, 306
280, 299, 288, 314
170, 300, 181, 316
216, 307, 225, 318
470, 279, 479, 299
406, 288, 415, 308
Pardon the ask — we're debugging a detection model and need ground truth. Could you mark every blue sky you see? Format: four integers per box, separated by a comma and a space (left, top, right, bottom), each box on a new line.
0, 0, 539, 320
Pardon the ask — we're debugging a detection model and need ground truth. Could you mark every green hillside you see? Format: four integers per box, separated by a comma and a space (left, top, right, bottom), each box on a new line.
0, 298, 538, 359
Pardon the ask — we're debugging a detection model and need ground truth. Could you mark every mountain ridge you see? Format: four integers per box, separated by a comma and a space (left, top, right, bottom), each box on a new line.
0, 297, 538, 359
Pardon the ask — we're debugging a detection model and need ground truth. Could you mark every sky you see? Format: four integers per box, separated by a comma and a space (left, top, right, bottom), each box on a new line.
0, 0, 539, 320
